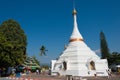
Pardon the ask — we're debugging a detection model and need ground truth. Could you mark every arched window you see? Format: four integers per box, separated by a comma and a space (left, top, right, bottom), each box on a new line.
90, 61, 96, 70
63, 61, 67, 70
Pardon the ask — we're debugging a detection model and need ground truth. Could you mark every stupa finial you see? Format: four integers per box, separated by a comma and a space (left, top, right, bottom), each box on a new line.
70, 1, 83, 42
72, 0, 77, 15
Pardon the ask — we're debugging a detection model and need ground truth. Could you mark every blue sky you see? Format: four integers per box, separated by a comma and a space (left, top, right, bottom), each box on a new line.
0, 0, 120, 64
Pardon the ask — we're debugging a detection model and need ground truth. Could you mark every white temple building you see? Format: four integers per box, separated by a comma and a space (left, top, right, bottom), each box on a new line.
51, 8, 109, 76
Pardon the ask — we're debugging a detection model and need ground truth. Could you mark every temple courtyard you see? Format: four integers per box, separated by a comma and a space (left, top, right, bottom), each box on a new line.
0, 72, 120, 80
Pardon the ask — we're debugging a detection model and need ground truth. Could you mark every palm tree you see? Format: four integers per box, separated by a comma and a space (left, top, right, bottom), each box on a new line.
40, 45, 48, 56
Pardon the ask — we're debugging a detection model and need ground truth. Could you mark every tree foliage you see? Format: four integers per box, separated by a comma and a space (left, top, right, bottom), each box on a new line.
100, 31, 110, 59
108, 52, 120, 65
41, 64, 49, 70
40, 45, 48, 56
0, 19, 27, 68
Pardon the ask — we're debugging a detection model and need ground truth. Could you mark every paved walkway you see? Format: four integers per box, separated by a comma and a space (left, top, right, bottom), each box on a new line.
0, 73, 120, 80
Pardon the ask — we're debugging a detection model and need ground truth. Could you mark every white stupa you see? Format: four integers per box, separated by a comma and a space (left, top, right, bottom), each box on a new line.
51, 8, 109, 76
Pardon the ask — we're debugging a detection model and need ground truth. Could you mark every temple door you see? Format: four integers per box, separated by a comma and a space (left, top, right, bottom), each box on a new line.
63, 61, 67, 70
90, 61, 96, 70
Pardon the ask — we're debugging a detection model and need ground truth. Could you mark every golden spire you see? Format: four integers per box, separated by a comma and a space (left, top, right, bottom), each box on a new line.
72, 8, 77, 15
72, 0, 77, 15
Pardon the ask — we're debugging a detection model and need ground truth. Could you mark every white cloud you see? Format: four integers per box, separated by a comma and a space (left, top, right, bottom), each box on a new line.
94, 49, 101, 57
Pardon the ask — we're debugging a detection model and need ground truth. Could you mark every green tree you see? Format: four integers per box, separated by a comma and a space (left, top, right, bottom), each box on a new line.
100, 31, 110, 59
40, 45, 47, 56
108, 52, 120, 65
0, 19, 27, 68
41, 64, 49, 70
0, 32, 13, 67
